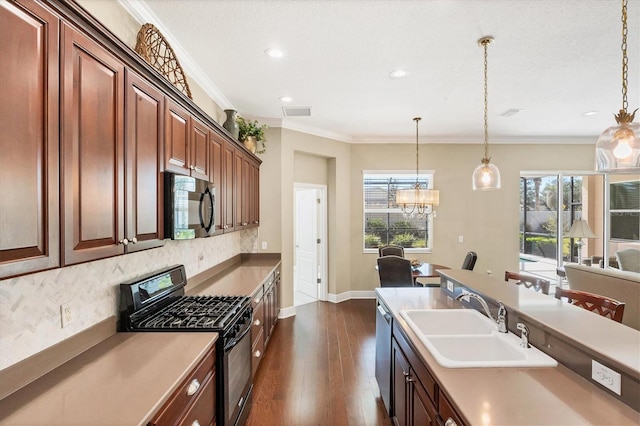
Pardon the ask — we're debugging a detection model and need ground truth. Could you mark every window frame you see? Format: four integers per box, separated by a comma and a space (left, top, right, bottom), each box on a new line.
362, 170, 436, 254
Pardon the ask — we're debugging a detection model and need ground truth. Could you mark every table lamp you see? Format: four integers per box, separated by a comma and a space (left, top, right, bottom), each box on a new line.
565, 219, 597, 265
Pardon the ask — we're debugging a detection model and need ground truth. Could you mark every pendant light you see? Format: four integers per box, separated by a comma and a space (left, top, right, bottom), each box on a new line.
472, 36, 501, 191
595, 0, 640, 172
396, 117, 439, 218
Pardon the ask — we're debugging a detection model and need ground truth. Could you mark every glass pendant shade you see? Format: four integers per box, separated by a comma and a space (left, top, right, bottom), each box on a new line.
595, 120, 640, 172
472, 160, 501, 191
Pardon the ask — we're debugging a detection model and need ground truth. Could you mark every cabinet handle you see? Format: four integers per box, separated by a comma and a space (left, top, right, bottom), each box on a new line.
192, 421, 201, 426
190, 165, 195, 170
444, 418, 457, 426
119, 238, 129, 246
186, 378, 200, 396
254, 319, 261, 326
242, 222, 248, 226
128, 237, 138, 244
254, 350, 261, 358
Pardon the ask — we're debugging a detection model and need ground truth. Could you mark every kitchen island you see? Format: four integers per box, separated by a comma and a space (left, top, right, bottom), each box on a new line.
376, 283, 640, 425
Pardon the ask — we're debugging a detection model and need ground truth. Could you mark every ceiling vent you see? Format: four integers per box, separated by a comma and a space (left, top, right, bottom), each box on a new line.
282, 106, 311, 117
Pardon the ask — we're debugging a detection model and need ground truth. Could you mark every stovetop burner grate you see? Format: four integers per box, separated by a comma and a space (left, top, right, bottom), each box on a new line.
134, 295, 248, 330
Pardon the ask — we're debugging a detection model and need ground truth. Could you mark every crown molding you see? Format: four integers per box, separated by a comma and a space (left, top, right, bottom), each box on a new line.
118, 0, 234, 110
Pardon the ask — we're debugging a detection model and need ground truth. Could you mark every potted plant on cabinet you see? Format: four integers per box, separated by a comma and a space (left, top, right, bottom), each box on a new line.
237, 116, 268, 154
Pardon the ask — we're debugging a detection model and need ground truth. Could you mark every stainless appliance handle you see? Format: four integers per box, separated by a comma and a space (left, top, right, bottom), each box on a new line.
199, 188, 214, 232
224, 319, 251, 352
377, 304, 391, 324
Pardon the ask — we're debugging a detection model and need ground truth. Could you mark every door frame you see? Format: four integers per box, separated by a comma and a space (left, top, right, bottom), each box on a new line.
293, 183, 328, 302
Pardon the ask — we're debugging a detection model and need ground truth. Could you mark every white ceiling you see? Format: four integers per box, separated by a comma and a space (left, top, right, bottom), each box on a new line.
125, 0, 640, 144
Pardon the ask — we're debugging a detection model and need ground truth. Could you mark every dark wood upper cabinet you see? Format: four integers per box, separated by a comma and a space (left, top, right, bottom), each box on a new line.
210, 131, 224, 235
125, 70, 165, 252
164, 99, 210, 181
61, 22, 126, 265
190, 117, 210, 181
164, 99, 190, 175
0, 0, 60, 279
222, 141, 235, 232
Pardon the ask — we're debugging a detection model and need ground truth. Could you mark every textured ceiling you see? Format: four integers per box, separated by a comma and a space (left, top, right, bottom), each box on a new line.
126, 0, 640, 144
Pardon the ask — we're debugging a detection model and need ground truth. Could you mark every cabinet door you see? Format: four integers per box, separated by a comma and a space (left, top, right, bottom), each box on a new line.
0, 0, 60, 278
125, 70, 165, 252
222, 141, 235, 232
392, 339, 410, 426
234, 150, 246, 229
164, 99, 190, 175
61, 23, 125, 265
209, 131, 223, 235
413, 378, 438, 426
250, 161, 260, 226
190, 117, 209, 181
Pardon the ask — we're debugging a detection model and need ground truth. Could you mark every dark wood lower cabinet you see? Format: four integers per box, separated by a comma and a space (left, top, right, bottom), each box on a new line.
387, 316, 465, 426
392, 339, 438, 426
150, 346, 215, 426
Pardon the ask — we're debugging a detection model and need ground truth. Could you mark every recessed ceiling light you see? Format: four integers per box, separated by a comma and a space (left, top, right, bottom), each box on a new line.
279, 96, 293, 102
583, 111, 599, 116
499, 108, 523, 117
389, 69, 408, 79
264, 48, 284, 58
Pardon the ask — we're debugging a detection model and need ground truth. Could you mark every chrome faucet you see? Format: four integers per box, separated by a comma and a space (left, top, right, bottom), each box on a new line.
455, 290, 508, 333
517, 323, 530, 348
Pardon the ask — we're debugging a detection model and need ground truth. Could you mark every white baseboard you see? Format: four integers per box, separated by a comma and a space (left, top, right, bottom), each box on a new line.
277, 290, 377, 319
327, 290, 377, 303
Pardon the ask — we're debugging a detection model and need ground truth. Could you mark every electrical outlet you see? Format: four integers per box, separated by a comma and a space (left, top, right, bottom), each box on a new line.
486, 270, 492, 276
592, 360, 621, 395
60, 302, 73, 328
458, 235, 464, 243
261, 241, 268, 250
446, 280, 454, 292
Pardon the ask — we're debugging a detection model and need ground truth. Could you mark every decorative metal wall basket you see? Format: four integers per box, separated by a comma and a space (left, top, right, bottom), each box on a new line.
135, 23, 192, 100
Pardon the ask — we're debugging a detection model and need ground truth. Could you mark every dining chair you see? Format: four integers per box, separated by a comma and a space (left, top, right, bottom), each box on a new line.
554, 287, 625, 323
504, 271, 550, 295
461, 251, 477, 271
378, 244, 405, 257
377, 255, 414, 287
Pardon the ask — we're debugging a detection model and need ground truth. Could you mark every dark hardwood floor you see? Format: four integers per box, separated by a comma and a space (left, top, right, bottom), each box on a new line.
246, 299, 391, 426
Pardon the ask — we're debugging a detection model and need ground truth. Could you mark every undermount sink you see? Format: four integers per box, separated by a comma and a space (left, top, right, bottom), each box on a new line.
400, 309, 558, 368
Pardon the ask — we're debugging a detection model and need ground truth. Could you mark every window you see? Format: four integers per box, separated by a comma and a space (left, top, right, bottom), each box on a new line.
363, 171, 435, 253
610, 179, 640, 241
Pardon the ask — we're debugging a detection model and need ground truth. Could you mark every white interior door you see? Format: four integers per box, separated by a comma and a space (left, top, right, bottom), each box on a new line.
295, 188, 318, 305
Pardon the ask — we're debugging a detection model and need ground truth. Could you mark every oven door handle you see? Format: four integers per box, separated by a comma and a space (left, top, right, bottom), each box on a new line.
224, 321, 251, 352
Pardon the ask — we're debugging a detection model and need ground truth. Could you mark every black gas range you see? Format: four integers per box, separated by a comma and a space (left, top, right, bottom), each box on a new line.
119, 264, 253, 426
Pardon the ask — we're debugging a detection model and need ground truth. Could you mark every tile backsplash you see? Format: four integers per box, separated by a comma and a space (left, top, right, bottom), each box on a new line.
0, 229, 258, 371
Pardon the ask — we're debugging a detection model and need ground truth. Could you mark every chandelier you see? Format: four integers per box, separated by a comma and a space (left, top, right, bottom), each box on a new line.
396, 117, 439, 218
595, 0, 639, 172
472, 36, 501, 190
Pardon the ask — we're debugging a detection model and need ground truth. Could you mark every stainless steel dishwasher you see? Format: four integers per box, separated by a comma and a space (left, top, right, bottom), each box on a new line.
375, 299, 393, 415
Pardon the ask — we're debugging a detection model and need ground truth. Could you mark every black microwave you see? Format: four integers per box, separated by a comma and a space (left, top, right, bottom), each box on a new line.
164, 173, 215, 239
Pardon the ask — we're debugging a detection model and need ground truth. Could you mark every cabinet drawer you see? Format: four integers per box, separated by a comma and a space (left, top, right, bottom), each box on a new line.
251, 327, 265, 378
179, 372, 215, 426
151, 347, 215, 425
251, 301, 265, 346
438, 389, 465, 426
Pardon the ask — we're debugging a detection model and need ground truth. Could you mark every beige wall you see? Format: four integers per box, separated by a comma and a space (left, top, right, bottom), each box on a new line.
349, 143, 598, 291
294, 152, 329, 184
